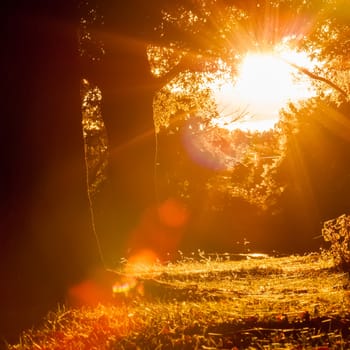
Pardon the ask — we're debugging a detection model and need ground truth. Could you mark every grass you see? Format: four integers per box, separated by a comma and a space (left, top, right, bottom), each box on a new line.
8, 251, 350, 349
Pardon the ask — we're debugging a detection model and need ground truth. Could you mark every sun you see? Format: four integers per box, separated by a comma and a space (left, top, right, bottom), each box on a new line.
211, 49, 317, 132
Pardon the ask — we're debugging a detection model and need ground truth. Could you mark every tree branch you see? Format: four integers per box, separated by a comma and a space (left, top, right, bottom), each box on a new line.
282, 58, 348, 98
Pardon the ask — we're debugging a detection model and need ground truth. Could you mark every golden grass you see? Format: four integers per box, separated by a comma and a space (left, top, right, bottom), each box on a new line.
9, 252, 350, 349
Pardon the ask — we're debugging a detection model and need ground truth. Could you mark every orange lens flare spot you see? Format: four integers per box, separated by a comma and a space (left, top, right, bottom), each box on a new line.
128, 249, 158, 265
125, 249, 159, 275
68, 280, 112, 307
112, 276, 137, 294
157, 198, 189, 228
67, 269, 119, 307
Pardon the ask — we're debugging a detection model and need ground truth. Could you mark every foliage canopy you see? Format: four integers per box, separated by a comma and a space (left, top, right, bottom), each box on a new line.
146, 0, 350, 210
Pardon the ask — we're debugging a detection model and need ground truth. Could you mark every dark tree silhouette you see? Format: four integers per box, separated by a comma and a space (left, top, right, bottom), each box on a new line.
82, 0, 350, 258
1, 2, 100, 343
80, 1, 176, 263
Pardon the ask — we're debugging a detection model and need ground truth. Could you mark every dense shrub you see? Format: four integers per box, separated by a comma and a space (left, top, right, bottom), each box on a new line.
322, 214, 350, 270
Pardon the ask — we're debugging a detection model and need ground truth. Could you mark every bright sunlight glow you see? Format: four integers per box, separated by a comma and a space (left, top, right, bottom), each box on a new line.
211, 48, 318, 132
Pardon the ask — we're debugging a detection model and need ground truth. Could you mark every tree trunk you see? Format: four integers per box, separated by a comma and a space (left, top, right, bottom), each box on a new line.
82, 1, 162, 263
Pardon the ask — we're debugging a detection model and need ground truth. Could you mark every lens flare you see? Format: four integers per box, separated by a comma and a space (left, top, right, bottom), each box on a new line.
124, 249, 160, 276
157, 198, 189, 228
182, 118, 250, 170
67, 269, 119, 306
180, 45, 319, 170
126, 203, 188, 261
112, 275, 138, 295
212, 48, 318, 133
